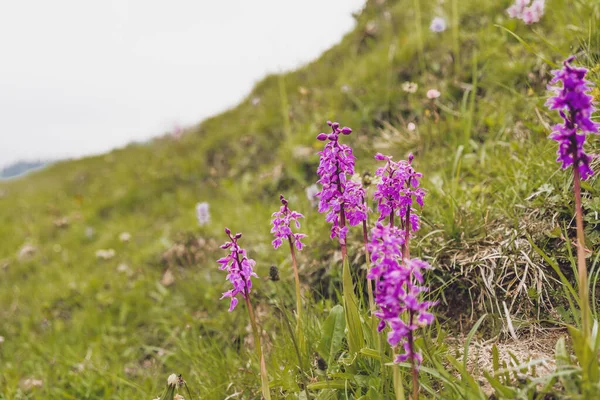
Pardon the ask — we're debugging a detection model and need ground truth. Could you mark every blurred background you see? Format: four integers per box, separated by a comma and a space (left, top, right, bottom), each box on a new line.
0, 0, 363, 176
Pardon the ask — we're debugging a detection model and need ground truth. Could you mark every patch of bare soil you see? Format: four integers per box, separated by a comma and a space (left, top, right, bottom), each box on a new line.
448, 328, 566, 396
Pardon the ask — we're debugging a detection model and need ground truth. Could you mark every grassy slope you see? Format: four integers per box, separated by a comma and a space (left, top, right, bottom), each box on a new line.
1, 0, 599, 398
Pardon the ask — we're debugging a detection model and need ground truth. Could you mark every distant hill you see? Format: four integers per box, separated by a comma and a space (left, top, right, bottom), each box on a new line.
0, 160, 49, 179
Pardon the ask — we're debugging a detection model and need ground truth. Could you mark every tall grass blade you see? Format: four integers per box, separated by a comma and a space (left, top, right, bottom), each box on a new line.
343, 256, 365, 358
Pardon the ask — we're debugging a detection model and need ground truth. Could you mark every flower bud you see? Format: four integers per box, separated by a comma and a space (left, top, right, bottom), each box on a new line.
167, 373, 179, 387
316, 133, 328, 141
269, 265, 280, 281
362, 172, 373, 186
341, 127, 352, 134
315, 354, 327, 371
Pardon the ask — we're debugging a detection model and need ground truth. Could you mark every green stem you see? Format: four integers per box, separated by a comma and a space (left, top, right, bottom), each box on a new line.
363, 217, 387, 392
408, 312, 419, 400
573, 168, 590, 336
403, 206, 411, 260
288, 236, 307, 370
288, 237, 303, 325
362, 220, 376, 322
413, 0, 424, 71
403, 180, 420, 399
339, 207, 348, 259
276, 288, 310, 400
451, 0, 460, 74
389, 214, 405, 399
245, 296, 271, 400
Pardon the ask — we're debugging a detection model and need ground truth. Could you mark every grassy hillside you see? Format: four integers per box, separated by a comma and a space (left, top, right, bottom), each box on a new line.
1, 0, 599, 398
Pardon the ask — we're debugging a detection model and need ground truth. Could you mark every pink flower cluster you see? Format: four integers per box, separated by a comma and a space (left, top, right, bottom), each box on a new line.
373, 153, 425, 234
316, 121, 368, 240
546, 57, 600, 180
271, 195, 306, 250
367, 224, 435, 364
217, 228, 258, 312
506, 0, 545, 24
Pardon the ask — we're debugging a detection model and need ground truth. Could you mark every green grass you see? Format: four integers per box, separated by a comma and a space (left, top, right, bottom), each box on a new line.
1, 0, 600, 398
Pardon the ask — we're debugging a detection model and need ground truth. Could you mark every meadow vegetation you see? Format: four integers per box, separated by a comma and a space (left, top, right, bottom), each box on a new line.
1, 0, 600, 398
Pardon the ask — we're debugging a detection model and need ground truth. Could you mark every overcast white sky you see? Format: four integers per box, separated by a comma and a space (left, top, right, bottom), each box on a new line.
0, 0, 364, 168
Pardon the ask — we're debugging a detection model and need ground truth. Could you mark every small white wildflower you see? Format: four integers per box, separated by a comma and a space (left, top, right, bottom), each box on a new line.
119, 232, 131, 242
430, 17, 447, 32
305, 184, 319, 207
196, 202, 210, 226
20, 378, 43, 390
117, 263, 130, 273
402, 81, 418, 93
350, 173, 362, 184
17, 244, 36, 260
407, 122, 416, 132
426, 89, 441, 99
95, 249, 115, 260
365, 20, 378, 35
251, 97, 261, 106
0, 336, 5, 344
341, 85, 350, 93
174, 395, 185, 400
167, 373, 179, 387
